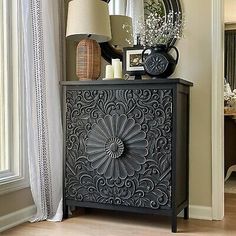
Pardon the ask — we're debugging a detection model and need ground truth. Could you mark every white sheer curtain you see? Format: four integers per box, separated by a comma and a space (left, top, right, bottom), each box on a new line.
21, 0, 63, 222
126, 0, 144, 43
109, 0, 127, 15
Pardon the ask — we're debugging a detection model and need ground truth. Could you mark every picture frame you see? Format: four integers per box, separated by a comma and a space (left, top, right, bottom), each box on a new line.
123, 46, 146, 79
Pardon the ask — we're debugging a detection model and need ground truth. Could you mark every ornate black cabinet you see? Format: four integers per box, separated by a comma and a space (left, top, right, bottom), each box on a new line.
62, 79, 193, 233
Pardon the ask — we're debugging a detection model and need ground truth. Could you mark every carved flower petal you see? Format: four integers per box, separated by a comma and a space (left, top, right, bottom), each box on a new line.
86, 146, 105, 155
125, 154, 142, 171
124, 130, 146, 143
127, 146, 148, 156
113, 160, 120, 180
118, 160, 128, 179
127, 143, 148, 154
97, 157, 112, 177
104, 115, 116, 137
126, 152, 146, 165
91, 155, 109, 169
104, 159, 115, 179
87, 139, 106, 148
120, 159, 135, 176
87, 147, 104, 155
97, 118, 112, 138
116, 115, 128, 137
88, 128, 107, 143
126, 140, 148, 149
118, 118, 135, 139
87, 151, 106, 162
121, 126, 141, 142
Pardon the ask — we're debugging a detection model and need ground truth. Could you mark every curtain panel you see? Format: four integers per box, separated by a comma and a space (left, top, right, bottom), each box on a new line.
21, 0, 63, 222
225, 30, 236, 90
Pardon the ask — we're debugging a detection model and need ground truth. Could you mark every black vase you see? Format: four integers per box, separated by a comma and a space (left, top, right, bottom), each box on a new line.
142, 44, 179, 78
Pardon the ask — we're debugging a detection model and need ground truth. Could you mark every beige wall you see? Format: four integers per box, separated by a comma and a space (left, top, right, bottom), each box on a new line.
225, 0, 236, 23
0, 188, 34, 217
65, 0, 213, 208
172, 0, 212, 207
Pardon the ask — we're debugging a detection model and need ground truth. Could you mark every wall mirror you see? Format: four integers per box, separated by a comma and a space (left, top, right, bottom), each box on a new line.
101, 0, 182, 63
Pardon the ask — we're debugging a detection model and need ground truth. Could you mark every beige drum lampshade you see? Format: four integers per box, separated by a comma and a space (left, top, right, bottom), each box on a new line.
110, 15, 134, 48
66, 0, 112, 80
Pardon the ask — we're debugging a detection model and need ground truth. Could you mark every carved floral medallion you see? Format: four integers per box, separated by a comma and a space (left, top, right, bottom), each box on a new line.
86, 114, 148, 179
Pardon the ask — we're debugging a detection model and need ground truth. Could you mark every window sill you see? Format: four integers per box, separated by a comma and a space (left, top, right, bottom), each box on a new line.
0, 174, 29, 196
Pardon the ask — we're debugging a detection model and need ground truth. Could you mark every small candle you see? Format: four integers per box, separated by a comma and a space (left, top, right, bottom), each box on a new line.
112, 59, 120, 67
120, 61, 123, 79
113, 60, 122, 79
105, 65, 114, 79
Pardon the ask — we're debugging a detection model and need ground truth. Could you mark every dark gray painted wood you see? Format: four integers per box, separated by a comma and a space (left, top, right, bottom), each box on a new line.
62, 79, 192, 233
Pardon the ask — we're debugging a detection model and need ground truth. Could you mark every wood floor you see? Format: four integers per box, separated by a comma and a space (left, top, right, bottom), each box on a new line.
1, 194, 236, 236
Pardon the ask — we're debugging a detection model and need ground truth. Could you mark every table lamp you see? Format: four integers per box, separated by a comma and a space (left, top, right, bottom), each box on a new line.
110, 15, 134, 49
66, 0, 111, 80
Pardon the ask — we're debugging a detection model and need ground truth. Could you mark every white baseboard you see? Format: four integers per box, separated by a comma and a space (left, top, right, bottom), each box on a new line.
0, 204, 213, 232
190, 205, 212, 220
0, 205, 36, 233
178, 205, 212, 220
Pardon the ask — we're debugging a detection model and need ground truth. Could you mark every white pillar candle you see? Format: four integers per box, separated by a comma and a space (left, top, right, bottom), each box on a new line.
105, 65, 114, 79
112, 58, 120, 67
120, 61, 123, 79
113, 60, 122, 79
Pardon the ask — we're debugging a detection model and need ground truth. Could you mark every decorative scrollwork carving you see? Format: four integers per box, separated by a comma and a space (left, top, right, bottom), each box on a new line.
65, 88, 173, 210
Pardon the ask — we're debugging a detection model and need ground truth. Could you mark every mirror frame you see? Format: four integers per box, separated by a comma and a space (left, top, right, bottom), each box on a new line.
101, 0, 182, 63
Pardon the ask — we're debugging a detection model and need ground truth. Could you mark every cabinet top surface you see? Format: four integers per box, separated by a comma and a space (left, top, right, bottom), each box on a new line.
60, 78, 193, 87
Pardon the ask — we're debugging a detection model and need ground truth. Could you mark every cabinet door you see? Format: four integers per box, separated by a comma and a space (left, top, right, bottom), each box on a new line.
65, 87, 173, 210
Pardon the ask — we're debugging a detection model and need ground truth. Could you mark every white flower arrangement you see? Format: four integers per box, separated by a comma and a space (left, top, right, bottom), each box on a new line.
228, 91, 236, 107
138, 10, 184, 47
224, 83, 236, 109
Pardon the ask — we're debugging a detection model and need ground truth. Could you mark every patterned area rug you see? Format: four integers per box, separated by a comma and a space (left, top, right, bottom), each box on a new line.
225, 177, 236, 194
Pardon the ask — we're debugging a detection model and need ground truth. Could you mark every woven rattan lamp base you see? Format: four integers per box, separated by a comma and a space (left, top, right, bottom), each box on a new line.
76, 38, 101, 80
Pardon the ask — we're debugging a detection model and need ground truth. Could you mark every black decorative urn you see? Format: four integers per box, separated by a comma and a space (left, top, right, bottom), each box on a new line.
142, 45, 179, 78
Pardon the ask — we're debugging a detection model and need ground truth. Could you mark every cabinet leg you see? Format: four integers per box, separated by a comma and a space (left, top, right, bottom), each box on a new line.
75, 207, 86, 215
63, 204, 69, 219
184, 206, 189, 220
171, 216, 177, 233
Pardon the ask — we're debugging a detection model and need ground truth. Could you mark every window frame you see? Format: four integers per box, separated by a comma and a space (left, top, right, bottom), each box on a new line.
0, 0, 29, 195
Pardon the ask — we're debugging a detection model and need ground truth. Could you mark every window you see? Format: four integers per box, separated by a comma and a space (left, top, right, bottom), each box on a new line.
0, 0, 28, 194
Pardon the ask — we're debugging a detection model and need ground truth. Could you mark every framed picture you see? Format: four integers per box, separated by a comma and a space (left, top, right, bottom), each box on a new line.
123, 47, 146, 78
